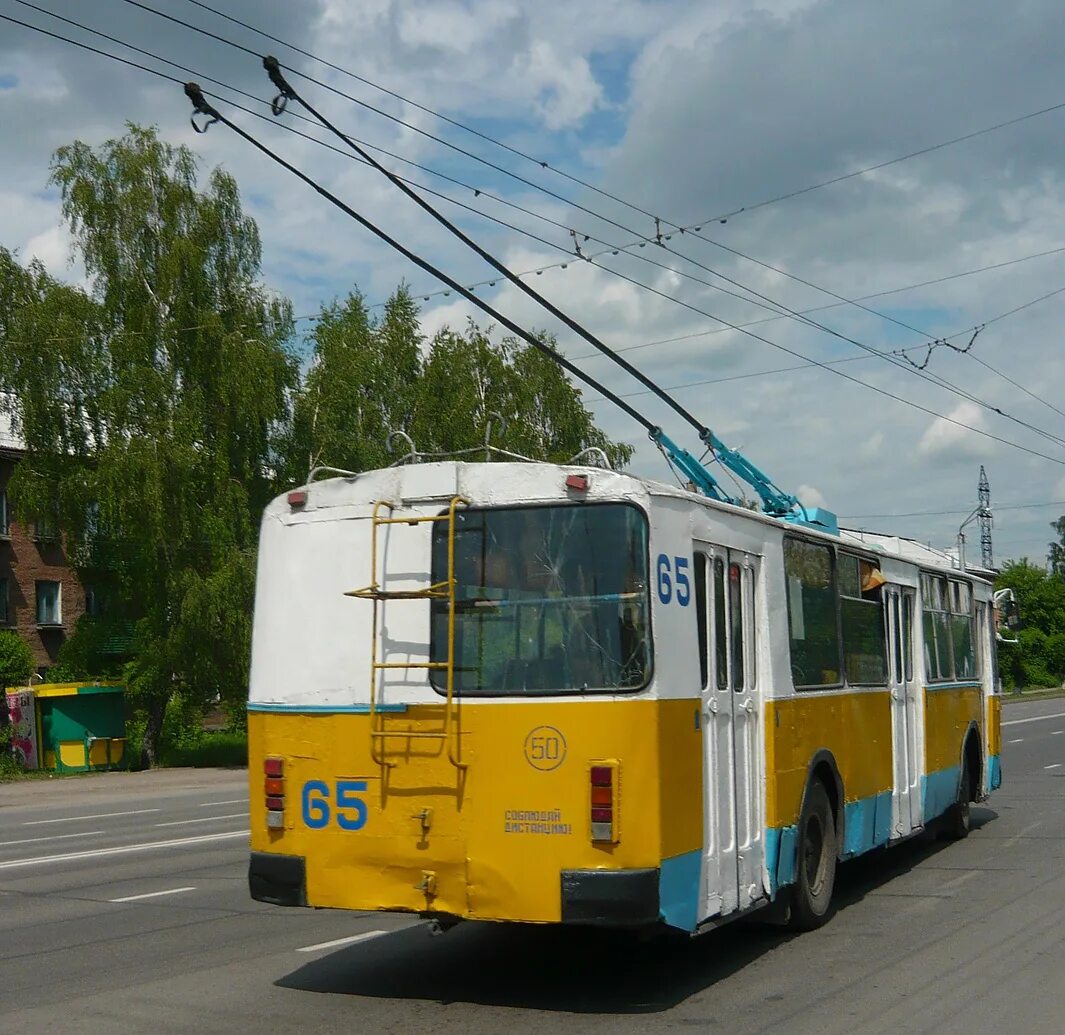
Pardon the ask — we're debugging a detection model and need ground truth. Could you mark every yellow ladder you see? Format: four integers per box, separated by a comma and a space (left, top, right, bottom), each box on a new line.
346, 496, 468, 769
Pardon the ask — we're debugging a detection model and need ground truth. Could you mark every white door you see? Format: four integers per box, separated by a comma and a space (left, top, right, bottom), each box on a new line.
888, 587, 921, 835
698, 547, 761, 920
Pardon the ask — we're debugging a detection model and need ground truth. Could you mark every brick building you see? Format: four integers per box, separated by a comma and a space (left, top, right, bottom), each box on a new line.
0, 410, 85, 677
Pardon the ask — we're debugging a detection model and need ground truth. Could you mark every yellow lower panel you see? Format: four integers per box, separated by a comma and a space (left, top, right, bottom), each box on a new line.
765, 691, 892, 828
925, 686, 982, 773
249, 697, 702, 923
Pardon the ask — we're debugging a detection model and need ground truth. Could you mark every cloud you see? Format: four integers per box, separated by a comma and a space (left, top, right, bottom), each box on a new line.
918, 402, 993, 459
3, 0, 1065, 563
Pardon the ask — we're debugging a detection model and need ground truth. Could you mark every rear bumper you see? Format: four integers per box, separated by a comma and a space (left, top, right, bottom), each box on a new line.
560, 868, 660, 927
249, 851, 306, 907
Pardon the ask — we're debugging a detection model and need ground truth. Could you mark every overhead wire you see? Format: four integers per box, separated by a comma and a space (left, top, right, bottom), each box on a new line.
162, 0, 1065, 431
113, 0, 1065, 448
841, 500, 1065, 520
35, 1, 1065, 450
179, 0, 1065, 237
176, 0, 661, 224
7, 8, 1065, 467
180, 82, 660, 438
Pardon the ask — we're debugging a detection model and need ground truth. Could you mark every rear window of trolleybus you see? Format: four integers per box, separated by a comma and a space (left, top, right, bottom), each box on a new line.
429, 503, 652, 695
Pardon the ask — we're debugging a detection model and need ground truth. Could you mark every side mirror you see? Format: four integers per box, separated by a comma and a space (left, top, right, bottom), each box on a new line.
993, 588, 1021, 643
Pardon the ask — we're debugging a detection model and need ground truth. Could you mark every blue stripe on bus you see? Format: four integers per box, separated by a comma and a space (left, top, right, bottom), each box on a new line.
246, 702, 409, 714
766, 825, 798, 894
659, 849, 701, 932
768, 788, 893, 891
989, 754, 1001, 790
841, 791, 893, 858
921, 764, 961, 820
924, 682, 982, 692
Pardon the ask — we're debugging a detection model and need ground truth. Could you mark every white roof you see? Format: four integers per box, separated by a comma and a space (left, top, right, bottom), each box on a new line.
840, 527, 995, 581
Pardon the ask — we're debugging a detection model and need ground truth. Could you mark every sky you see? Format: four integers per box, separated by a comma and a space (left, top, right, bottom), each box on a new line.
2, 0, 1065, 567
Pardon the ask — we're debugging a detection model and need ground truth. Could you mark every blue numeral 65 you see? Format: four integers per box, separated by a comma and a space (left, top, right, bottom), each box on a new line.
656, 554, 690, 606
301, 779, 368, 831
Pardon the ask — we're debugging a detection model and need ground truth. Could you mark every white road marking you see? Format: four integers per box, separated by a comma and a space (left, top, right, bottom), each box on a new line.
198, 800, 246, 807
155, 813, 247, 828
109, 886, 196, 903
23, 809, 161, 826
1053, 731, 1064, 736
1002, 820, 1042, 849
1008, 738, 1024, 744
1044, 764, 1062, 770
1002, 711, 1065, 727
1, 830, 104, 848
0, 829, 249, 870
296, 930, 390, 953
941, 870, 980, 892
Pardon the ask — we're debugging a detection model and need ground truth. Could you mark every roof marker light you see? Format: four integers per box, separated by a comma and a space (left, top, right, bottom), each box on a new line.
566, 474, 589, 493
287, 490, 307, 508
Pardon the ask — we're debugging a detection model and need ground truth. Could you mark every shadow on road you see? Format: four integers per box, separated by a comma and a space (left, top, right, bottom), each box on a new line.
276, 807, 997, 1013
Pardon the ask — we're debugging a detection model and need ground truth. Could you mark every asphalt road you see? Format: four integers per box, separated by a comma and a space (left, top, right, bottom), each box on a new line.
1, 696, 1063, 1034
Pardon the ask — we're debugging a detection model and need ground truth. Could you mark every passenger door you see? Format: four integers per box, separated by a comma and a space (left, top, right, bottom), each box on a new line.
697, 546, 761, 921
887, 587, 921, 835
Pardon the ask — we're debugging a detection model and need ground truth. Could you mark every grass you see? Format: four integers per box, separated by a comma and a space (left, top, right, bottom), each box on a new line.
158, 729, 248, 768
1002, 686, 1065, 704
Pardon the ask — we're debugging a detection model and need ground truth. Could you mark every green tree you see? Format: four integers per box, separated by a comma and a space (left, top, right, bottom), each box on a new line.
286, 287, 422, 480
409, 321, 632, 467
1049, 516, 1065, 577
0, 631, 33, 690
0, 125, 297, 763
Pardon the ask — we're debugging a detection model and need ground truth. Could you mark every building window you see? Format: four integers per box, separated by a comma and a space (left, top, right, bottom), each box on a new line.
0, 489, 9, 536
0, 577, 9, 624
784, 537, 841, 688
36, 580, 61, 626
34, 513, 58, 541
84, 584, 103, 617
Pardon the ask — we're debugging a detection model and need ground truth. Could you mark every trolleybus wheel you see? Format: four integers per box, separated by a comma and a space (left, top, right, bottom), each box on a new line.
790, 779, 837, 930
941, 757, 972, 841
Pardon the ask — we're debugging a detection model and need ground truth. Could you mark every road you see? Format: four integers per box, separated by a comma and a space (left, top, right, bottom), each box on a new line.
1, 696, 1063, 1033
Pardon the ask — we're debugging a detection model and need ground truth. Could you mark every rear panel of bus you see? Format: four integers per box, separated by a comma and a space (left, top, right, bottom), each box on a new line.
246, 465, 703, 929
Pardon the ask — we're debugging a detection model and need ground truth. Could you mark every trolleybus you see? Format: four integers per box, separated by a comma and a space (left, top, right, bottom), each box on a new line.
246, 454, 1003, 933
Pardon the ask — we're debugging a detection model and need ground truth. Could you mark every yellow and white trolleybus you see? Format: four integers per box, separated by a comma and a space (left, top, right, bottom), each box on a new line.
247, 458, 1002, 933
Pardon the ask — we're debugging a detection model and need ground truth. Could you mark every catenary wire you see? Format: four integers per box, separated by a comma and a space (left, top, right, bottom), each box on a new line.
7, 10, 1065, 467
179, 0, 1065, 238
37, 1, 1065, 443
181, 83, 657, 437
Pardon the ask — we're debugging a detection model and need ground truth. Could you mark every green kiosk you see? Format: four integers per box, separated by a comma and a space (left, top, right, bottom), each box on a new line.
35, 683, 128, 772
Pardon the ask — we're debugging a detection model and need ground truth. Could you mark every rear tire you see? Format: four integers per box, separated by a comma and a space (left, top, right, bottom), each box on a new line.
941, 755, 972, 841
789, 780, 837, 931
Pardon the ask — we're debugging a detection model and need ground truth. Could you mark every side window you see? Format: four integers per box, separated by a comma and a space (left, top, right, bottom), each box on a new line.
0, 488, 9, 536
0, 576, 8, 625
694, 554, 708, 689
891, 595, 903, 684
784, 538, 840, 688
902, 594, 914, 682
839, 553, 887, 684
921, 573, 953, 681
950, 580, 977, 679
729, 562, 744, 691
714, 558, 727, 690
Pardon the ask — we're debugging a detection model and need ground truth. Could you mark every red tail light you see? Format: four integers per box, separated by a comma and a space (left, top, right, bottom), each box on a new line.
590, 761, 619, 844
264, 757, 285, 828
